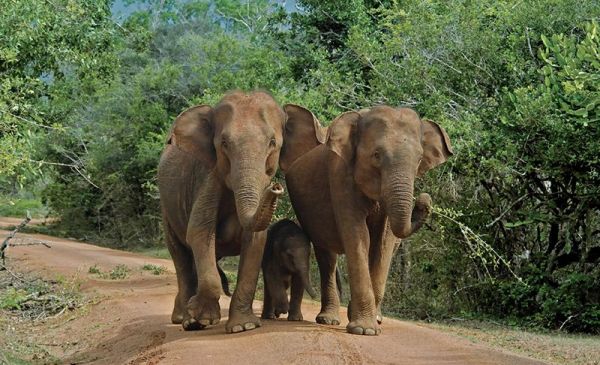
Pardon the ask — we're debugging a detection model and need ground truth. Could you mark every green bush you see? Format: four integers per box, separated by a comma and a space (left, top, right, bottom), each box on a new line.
0, 196, 47, 219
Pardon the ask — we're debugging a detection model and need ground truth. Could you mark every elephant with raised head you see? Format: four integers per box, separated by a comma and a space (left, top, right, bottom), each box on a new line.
281, 105, 453, 335
158, 91, 289, 334
261, 219, 317, 321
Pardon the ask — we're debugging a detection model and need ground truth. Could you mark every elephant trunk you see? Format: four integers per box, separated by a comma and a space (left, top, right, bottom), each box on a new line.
252, 183, 284, 232
384, 166, 430, 239
233, 163, 283, 232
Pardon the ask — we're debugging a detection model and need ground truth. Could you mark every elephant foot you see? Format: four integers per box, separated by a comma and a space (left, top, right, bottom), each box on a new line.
287, 312, 303, 321
182, 317, 204, 331
226, 312, 262, 333
261, 312, 276, 320
347, 318, 381, 336
171, 309, 184, 324
185, 294, 221, 330
316, 311, 340, 325
274, 302, 289, 318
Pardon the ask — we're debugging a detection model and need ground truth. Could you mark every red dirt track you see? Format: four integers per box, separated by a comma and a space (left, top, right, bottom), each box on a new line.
0, 221, 547, 364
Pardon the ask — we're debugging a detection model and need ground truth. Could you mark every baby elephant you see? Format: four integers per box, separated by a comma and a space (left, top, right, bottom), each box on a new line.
261, 219, 317, 321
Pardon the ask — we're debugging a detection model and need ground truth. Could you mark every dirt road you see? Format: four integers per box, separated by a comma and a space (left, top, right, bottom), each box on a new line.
0, 223, 547, 364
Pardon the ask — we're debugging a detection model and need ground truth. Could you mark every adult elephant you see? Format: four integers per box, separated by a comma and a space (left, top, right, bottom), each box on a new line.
159, 91, 303, 334
281, 105, 453, 335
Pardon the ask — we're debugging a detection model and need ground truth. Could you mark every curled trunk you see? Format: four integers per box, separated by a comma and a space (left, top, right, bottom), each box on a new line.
251, 183, 284, 232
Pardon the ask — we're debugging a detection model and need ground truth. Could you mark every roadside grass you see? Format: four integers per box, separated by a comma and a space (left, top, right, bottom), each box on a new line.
141, 264, 167, 275
0, 269, 87, 364
87, 264, 130, 280
422, 319, 600, 365
132, 246, 171, 259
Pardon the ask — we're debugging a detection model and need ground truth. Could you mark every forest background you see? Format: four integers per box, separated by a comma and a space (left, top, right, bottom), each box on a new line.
1, 0, 599, 334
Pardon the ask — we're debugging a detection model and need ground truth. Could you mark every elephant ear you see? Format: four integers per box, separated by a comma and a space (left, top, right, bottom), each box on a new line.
417, 119, 453, 177
326, 111, 361, 164
280, 104, 326, 172
168, 105, 216, 168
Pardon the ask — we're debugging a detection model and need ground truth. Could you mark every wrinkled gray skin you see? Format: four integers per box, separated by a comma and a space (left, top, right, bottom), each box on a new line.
281, 105, 453, 335
261, 219, 317, 321
158, 91, 288, 334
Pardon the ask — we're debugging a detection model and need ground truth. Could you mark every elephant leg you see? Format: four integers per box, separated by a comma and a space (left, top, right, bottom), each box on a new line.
226, 230, 267, 333
261, 262, 287, 319
369, 223, 398, 325
313, 245, 341, 325
288, 274, 304, 321
342, 224, 380, 336
164, 221, 197, 326
186, 178, 223, 330
261, 276, 275, 319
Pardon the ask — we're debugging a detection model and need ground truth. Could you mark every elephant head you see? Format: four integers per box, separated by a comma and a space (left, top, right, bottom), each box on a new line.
168, 91, 285, 231
327, 106, 453, 238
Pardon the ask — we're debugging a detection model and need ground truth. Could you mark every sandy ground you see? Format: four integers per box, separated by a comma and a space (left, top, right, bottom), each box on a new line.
0, 220, 548, 365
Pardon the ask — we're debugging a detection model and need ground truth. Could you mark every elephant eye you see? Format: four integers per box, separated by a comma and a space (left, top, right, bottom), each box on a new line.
373, 150, 380, 160
221, 138, 228, 149
269, 137, 276, 148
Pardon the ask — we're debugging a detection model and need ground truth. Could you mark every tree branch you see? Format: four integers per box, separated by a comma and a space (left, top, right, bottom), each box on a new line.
486, 193, 529, 228
1, 213, 32, 266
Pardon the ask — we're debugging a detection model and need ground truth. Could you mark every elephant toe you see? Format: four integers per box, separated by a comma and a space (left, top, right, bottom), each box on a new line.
171, 312, 184, 324
316, 313, 340, 325
226, 313, 262, 334
346, 319, 380, 336
187, 294, 221, 327
182, 318, 204, 331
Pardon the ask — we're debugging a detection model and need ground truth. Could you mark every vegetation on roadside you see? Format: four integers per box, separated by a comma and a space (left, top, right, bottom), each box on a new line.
141, 263, 166, 275
423, 320, 600, 365
0, 269, 86, 364
0, 196, 47, 219
1, 0, 599, 334
87, 264, 131, 280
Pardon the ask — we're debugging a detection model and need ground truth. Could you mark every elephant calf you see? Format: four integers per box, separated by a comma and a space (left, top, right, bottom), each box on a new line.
261, 219, 317, 321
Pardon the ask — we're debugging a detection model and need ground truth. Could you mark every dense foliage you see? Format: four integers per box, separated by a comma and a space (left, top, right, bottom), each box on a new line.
1, 0, 598, 333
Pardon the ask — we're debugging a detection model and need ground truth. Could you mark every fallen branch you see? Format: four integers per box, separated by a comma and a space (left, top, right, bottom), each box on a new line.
8, 240, 52, 249
0, 264, 25, 281
1, 212, 32, 266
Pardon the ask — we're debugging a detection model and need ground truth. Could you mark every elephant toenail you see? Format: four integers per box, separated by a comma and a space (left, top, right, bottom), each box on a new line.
244, 322, 256, 330
350, 327, 364, 335
364, 328, 376, 335
232, 325, 244, 333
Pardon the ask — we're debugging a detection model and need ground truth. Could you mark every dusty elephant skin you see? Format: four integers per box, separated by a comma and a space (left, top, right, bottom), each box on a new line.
261, 219, 317, 321
158, 90, 289, 334
282, 105, 453, 336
